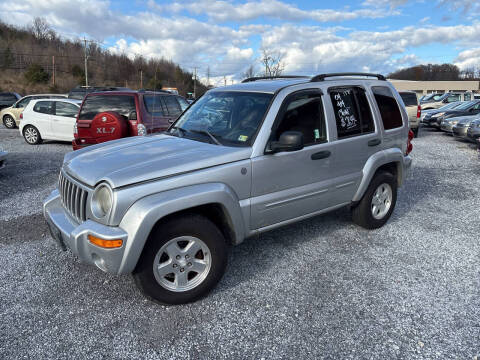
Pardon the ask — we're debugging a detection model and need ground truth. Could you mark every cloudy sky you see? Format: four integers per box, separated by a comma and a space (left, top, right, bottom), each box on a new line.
1, 0, 479, 84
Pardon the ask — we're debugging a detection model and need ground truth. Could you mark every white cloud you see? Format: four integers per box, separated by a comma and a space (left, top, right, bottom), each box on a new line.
153, 0, 398, 23
454, 48, 480, 70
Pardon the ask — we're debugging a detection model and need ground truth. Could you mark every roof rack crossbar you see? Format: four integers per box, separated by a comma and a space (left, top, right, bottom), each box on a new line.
242, 75, 310, 83
311, 73, 386, 82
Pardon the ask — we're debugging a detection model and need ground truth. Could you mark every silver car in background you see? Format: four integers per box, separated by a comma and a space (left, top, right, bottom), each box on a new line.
466, 119, 480, 143
452, 115, 480, 139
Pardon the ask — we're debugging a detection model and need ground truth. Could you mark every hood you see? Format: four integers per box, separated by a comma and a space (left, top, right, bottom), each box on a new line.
451, 115, 480, 124
63, 134, 252, 188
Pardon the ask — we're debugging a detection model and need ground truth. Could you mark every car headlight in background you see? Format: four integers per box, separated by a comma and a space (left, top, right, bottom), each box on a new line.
91, 184, 113, 218
137, 123, 147, 136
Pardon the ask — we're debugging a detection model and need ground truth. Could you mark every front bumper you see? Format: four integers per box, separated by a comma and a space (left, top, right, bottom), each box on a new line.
453, 126, 468, 137
440, 123, 454, 133
43, 189, 129, 274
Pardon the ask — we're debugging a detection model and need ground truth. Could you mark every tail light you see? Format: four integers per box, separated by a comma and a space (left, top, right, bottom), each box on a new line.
20, 112, 23, 119
416, 105, 421, 119
406, 130, 414, 155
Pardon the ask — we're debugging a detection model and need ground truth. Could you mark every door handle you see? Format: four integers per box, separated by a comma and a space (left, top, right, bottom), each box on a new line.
368, 138, 381, 146
311, 150, 331, 160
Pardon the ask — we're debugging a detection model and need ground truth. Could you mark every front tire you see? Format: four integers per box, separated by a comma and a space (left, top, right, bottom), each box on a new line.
23, 125, 42, 145
3, 115, 15, 129
352, 171, 397, 229
133, 214, 228, 305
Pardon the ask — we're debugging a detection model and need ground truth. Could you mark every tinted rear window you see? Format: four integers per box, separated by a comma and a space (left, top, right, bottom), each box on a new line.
78, 95, 136, 120
143, 95, 167, 116
33, 101, 54, 114
400, 93, 418, 107
163, 96, 182, 117
372, 86, 403, 130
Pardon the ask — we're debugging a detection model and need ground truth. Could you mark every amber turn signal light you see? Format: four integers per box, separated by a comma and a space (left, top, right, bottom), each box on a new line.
88, 235, 123, 248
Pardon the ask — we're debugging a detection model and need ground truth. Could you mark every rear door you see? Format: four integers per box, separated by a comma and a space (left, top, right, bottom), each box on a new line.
328, 86, 379, 204
32, 101, 55, 137
53, 101, 79, 141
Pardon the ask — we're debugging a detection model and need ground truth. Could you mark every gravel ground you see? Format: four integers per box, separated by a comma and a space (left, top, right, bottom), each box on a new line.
0, 127, 479, 359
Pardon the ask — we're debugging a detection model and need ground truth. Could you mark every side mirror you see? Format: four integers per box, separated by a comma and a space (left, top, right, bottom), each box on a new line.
270, 131, 304, 153
442, 99, 448, 103
128, 110, 137, 120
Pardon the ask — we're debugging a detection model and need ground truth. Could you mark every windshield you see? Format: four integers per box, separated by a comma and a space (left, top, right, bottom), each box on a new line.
455, 101, 476, 110
169, 91, 273, 146
438, 101, 462, 110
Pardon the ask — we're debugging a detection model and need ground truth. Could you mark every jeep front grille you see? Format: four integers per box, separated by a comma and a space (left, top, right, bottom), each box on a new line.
58, 172, 88, 222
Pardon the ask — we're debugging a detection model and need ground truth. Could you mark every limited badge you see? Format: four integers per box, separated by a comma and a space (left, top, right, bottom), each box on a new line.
238, 135, 248, 142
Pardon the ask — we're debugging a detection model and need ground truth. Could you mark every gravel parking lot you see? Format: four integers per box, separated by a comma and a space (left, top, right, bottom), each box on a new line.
0, 127, 479, 359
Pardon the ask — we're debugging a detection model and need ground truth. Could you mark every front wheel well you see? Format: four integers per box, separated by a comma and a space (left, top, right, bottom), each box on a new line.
149, 203, 236, 246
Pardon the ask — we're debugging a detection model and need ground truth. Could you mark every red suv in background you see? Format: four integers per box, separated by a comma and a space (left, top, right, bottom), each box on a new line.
73, 90, 189, 150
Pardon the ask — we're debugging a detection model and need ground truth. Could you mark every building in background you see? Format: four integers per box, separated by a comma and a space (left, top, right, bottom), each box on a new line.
389, 80, 480, 97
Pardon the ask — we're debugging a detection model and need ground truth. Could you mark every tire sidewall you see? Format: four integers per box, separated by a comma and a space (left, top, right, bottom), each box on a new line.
23, 125, 40, 145
134, 215, 228, 305
361, 171, 397, 228
3, 115, 15, 129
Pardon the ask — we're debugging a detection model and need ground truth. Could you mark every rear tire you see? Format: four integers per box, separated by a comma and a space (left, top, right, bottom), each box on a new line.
352, 171, 397, 229
3, 115, 15, 129
23, 125, 42, 145
133, 214, 228, 305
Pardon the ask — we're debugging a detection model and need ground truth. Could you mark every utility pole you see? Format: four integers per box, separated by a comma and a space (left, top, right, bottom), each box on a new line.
207, 66, 210, 87
193, 67, 197, 98
83, 37, 89, 87
140, 69, 143, 89
52, 55, 55, 87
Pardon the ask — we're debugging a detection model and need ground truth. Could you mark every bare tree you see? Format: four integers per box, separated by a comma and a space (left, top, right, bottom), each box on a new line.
242, 64, 256, 79
30, 17, 52, 41
260, 48, 285, 77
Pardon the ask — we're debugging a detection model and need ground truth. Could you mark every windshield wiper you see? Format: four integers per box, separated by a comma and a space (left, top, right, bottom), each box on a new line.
189, 129, 222, 145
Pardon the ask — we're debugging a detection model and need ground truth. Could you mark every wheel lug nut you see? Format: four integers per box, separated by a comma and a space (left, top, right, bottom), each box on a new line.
185, 255, 189, 259
173, 264, 178, 268
180, 268, 184, 272
188, 262, 192, 267
176, 255, 181, 260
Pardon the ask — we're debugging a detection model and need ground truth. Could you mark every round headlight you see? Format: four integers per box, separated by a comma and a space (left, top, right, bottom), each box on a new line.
91, 184, 113, 218
137, 123, 147, 136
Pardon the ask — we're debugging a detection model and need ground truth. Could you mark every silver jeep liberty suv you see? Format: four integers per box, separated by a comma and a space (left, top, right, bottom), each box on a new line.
44, 73, 413, 304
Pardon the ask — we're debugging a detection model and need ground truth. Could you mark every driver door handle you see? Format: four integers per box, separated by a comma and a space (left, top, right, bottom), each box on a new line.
311, 150, 331, 160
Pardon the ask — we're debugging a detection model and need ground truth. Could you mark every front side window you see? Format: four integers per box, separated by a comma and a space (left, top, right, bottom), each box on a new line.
163, 96, 182, 117
177, 96, 190, 111
143, 95, 166, 116
274, 91, 326, 145
33, 101, 54, 114
464, 93, 471, 101
170, 91, 273, 146
55, 102, 79, 117
0, 94, 18, 103
330, 87, 375, 139
78, 95, 136, 120
372, 86, 403, 130
447, 94, 461, 103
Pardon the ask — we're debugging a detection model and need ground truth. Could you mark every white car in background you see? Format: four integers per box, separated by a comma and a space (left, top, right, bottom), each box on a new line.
20, 98, 81, 145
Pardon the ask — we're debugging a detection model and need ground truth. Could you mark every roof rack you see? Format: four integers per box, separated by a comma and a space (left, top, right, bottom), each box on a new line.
311, 73, 386, 82
138, 89, 171, 93
242, 75, 309, 83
